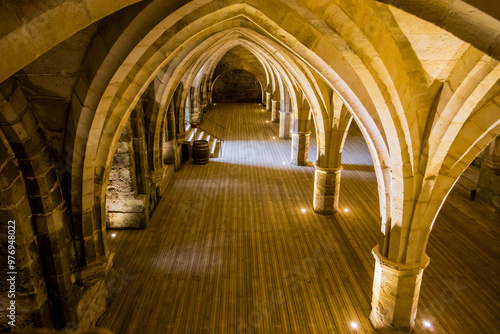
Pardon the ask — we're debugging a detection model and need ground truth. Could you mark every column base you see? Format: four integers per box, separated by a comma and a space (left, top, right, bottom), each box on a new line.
291, 131, 310, 166
313, 165, 342, 215
370, 246, 430, 333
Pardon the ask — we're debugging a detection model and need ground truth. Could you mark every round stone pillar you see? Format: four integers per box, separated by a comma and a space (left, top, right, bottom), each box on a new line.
279, 111, 291, 139
313, 165, 342, 214
291, 131, 310, 166
271, 100, 279, 123
369, 246, 430, 333
266, 92, 272, 111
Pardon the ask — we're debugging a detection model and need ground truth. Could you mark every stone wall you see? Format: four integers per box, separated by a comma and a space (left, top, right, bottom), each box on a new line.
477, 164, 500, 212
106, 123, 148, 229
212, 69, 262, 103
213, 45, 266, 85
211, 45, 265, 103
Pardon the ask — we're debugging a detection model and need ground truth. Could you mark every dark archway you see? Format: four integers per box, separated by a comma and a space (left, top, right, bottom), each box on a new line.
212, 69, 262, 103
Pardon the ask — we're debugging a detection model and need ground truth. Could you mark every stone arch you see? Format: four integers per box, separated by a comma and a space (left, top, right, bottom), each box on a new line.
0, 0, 143, 83
374, 0, 500, 60
65, 3, 390, 256
46, 1, 499, 330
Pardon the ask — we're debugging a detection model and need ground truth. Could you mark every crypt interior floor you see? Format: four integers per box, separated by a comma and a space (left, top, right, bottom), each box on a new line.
97, 103, 500, 334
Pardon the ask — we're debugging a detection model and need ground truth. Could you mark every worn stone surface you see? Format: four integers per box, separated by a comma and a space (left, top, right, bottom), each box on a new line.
477, 164, 500, 212
313, 165, 343, 215
291, 131, 310, 166
106, 123, 148, 229
271, 99, 279, 123
212, 69, 262, 103
369, 246, 430, 332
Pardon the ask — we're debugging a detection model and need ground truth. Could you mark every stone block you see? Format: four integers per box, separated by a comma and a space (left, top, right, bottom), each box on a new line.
291, 131, 310, 166
9, 126, 46, 160
30, 184, 63, 214
0, 160, 23, 190
24, 169, 58, 199
107, 211, 146, 229
0, 175, 28, 207
369, 246, 430, 332
84, 238, 98, 263
9, 214, 35, 247
313, 166, 342, 215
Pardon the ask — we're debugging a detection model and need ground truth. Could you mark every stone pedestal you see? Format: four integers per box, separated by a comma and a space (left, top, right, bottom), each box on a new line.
313, 165, 342, 214
291, 131, 310, 166
271, 100, 279, 123
266, 92, 272, 111
369, 246, 430, 333
279, 111, 291, 139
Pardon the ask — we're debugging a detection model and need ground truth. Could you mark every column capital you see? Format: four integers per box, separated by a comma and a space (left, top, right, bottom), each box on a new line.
291, 130, 311, 137
372, 246, 430, 275
314, 165, 343, 174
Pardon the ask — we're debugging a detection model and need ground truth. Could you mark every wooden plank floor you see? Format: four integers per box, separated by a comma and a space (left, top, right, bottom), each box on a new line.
97, 103, 500, 334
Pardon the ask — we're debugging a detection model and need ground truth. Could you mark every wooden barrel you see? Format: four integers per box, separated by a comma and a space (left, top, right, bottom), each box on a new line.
192, 140, 209, 164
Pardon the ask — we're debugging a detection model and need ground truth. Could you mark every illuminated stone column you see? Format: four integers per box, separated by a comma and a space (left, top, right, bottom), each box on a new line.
271, 100, 279, 123
369, 246, 430, 333
291, 131, 310, 166
279, 111, 291, 139
313, 165, 342, 214
266, 92, 272, 111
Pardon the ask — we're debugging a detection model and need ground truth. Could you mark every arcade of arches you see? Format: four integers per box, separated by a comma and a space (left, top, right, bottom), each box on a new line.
0, 0, 499, 333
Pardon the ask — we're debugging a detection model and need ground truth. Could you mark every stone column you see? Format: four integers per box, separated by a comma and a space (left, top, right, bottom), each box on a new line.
313, 165, 342, 214
369, 246, 430, 333
266, 92, 272, 111
271, 100, 279, 123
175, 132, 186, 170
151, 166, 173, 196
279, 111, 291, 139
291, 131, 310, 166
